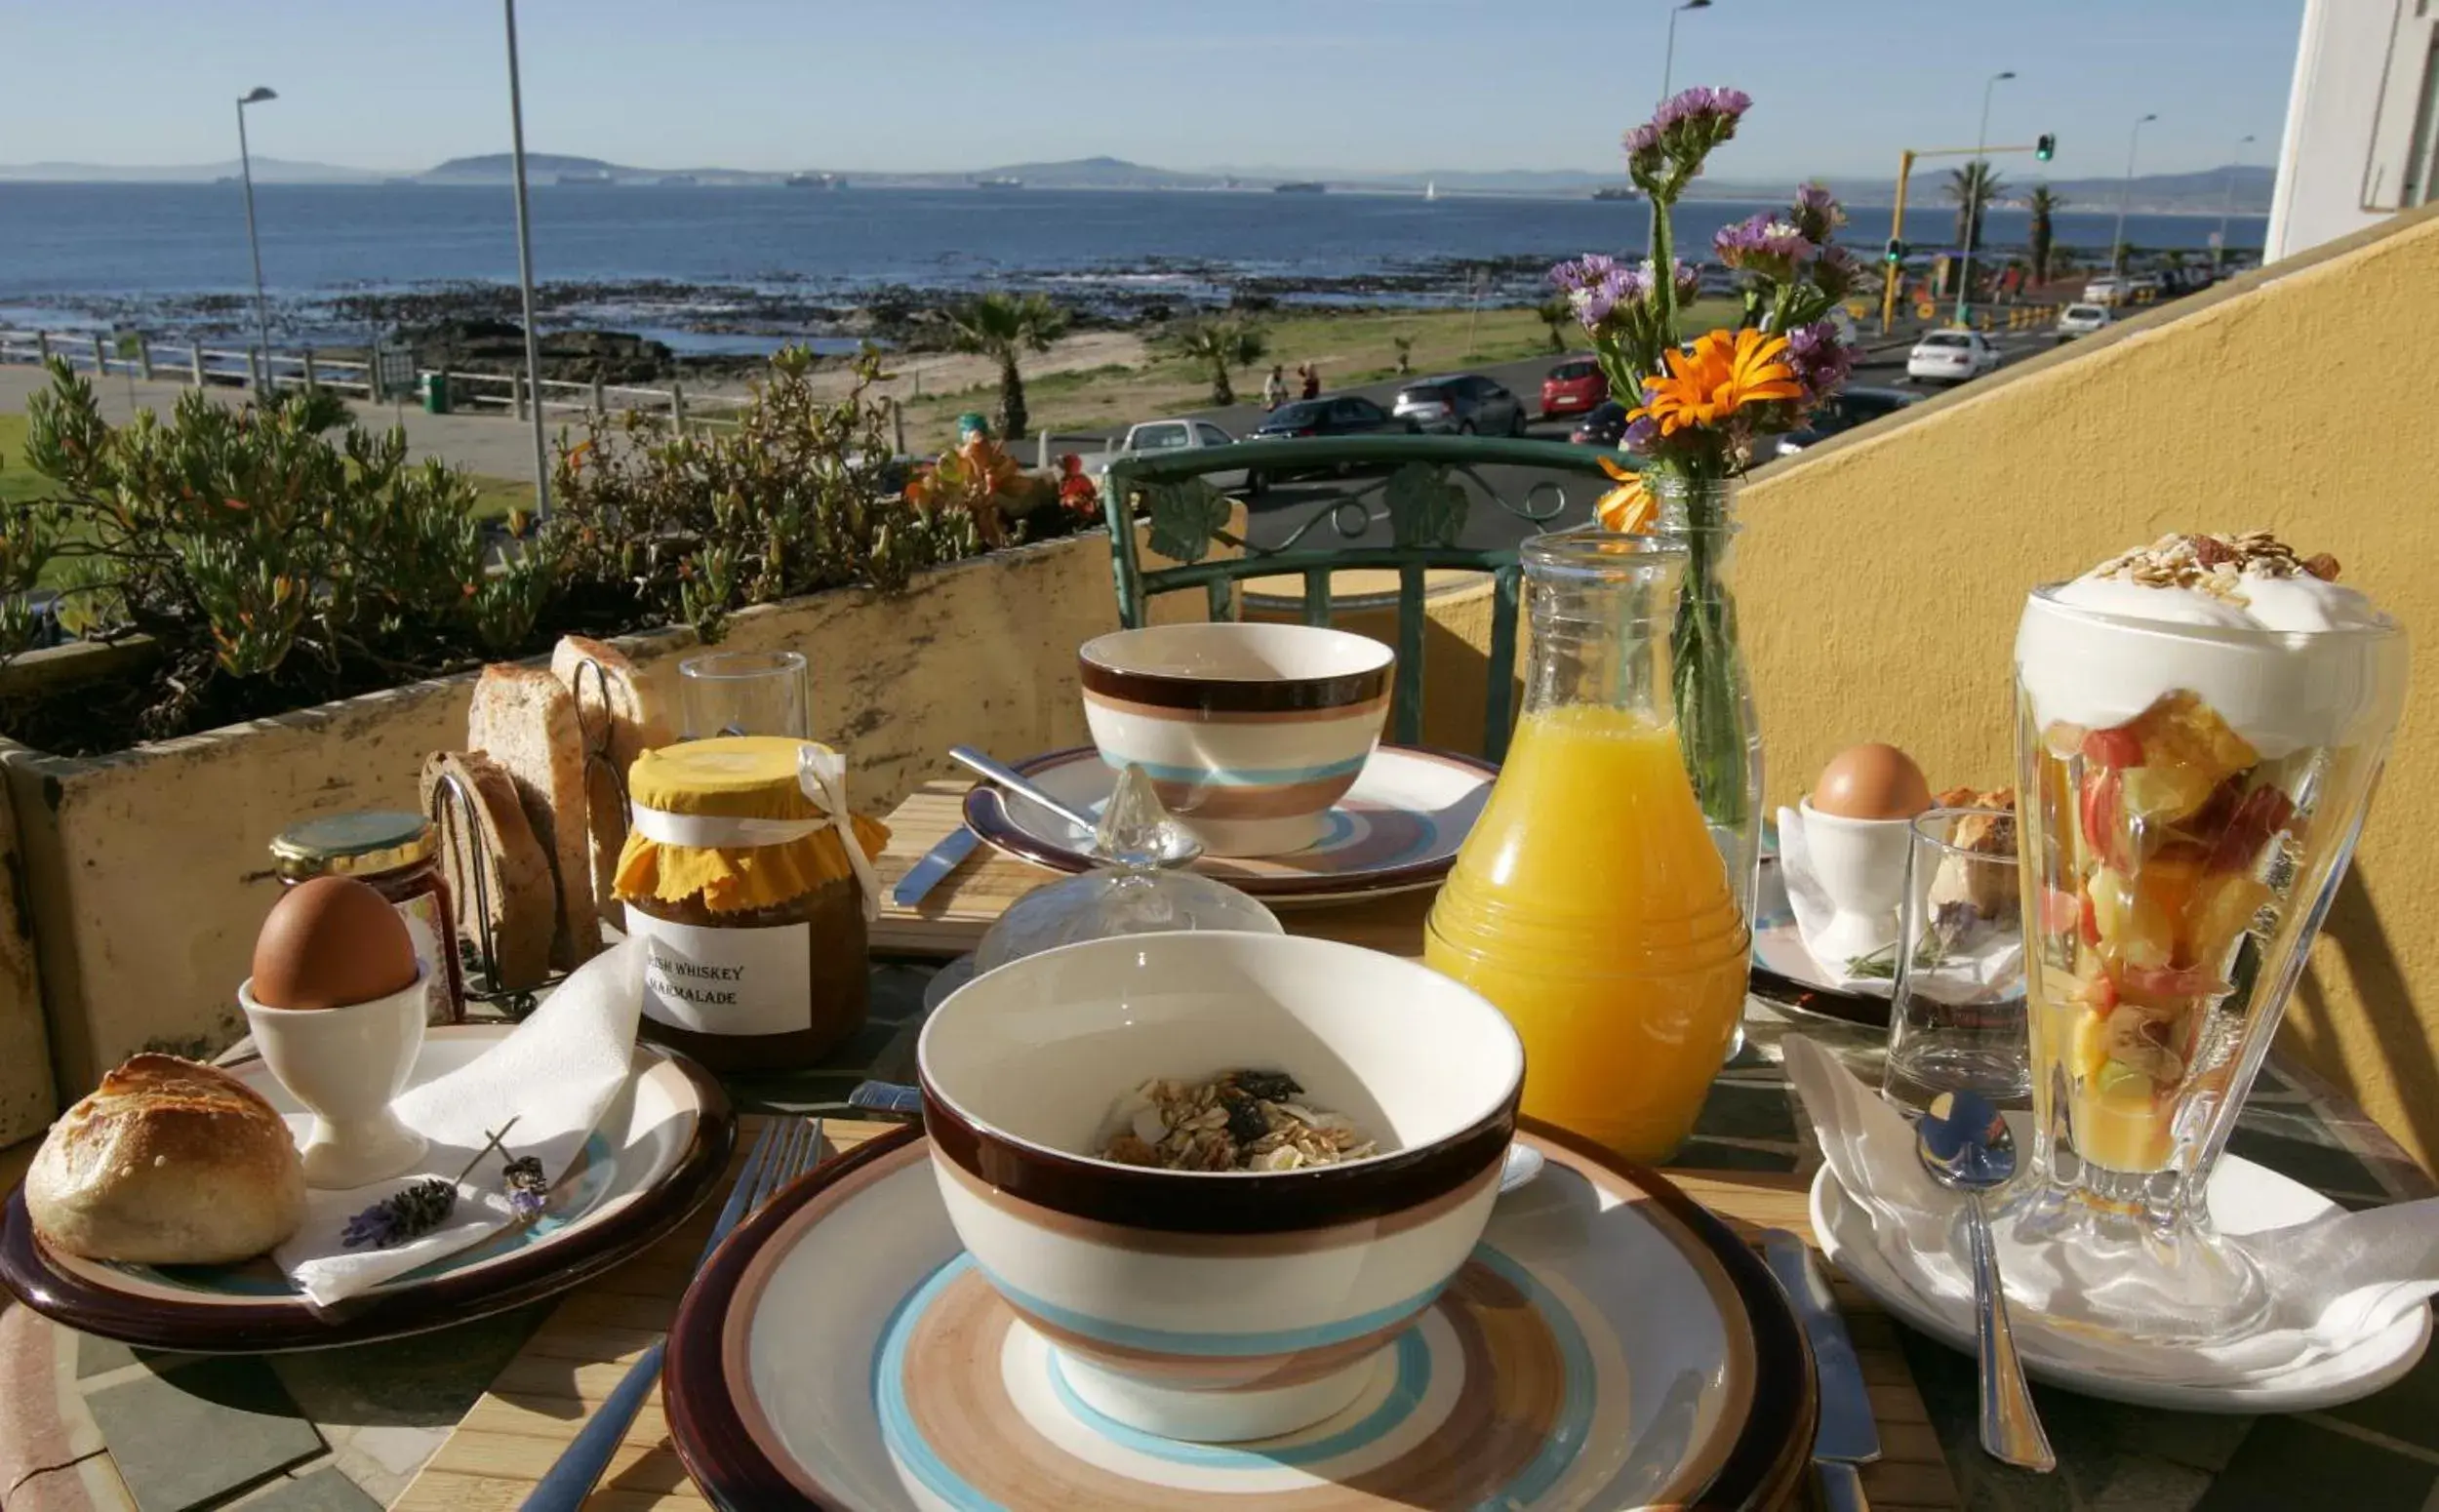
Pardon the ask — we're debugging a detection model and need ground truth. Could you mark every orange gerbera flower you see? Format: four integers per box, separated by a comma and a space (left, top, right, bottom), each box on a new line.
1627, 328, 1802, 436
1593, 455, 1655, 534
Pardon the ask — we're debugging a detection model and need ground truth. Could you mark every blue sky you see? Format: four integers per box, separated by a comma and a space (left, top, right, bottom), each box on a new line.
1, 0, 2302, 180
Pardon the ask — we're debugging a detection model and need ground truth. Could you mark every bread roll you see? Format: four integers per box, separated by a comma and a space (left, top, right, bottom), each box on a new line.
27, 1055, 305, 1265
468, 664, 599, 968
421, 750, 556, 992
550, 636, 673, 932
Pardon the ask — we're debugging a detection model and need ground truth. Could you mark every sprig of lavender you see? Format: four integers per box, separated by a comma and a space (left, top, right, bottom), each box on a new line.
339, 1117, 546, 1250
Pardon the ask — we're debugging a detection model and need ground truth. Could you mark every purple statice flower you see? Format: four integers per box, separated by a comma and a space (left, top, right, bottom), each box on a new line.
1789, 181, 1846, 243
1666, 259, 1702, 303
1713, 213, 1819, 282
1621, 412, 1660, 454
1653, 86, 1753, 133
1810, 242, 1863, 300
1784, 320, 1857, 404
1548, 253, 1638, 330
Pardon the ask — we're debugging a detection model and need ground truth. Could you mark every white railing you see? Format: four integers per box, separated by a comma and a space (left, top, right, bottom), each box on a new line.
0, 327, 753, 435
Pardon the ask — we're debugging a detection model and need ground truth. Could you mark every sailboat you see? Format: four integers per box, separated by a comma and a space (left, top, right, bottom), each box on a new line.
1424, 179, 1439, 202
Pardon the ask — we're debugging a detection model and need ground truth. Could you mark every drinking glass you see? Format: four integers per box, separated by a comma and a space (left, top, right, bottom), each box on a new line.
1880, 806, 2030, 1114
1997, 586, 2406, 1342
679, 650, 809, 739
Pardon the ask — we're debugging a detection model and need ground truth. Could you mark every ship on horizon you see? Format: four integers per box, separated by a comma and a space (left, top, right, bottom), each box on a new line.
1590, 185, 1639, 202
973, 175, 1023, 190
786, 172, 845, 189
1273, 179, 1326, 194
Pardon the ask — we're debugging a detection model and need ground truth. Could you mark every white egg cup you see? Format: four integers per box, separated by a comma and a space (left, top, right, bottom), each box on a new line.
1797, 799, 1917, 963
238, 972, 428, 1190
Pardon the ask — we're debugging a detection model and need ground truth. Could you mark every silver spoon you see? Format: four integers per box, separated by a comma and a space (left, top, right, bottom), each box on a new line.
1916, 1090, 2055, 1472
1499, 1142, 1544, 1194
949, 746, 1204, 867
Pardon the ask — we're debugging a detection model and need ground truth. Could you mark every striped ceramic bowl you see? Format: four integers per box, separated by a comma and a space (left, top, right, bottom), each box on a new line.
1078, 623, 1393, 856
918, 931, 1522, 1445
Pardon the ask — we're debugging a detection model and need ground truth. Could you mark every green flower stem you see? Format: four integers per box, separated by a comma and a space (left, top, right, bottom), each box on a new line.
1658, 477, 1750, 832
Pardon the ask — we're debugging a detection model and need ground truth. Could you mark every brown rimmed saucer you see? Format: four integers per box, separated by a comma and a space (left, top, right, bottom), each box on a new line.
962, 744, 1497, 905
664, 1120, 1816, 1511
0, 1024, 734, 1353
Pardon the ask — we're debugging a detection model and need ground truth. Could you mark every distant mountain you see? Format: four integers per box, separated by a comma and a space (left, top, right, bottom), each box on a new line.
0, 156, 381, 183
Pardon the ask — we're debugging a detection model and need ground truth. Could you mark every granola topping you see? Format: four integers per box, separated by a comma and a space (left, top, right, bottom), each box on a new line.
1095, 1070, 1379, 1172
2090, 532, 2339, 607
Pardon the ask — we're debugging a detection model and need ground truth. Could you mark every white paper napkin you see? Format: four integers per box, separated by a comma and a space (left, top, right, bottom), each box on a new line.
1776, 807, 2020, 1001
274, 940, 644, 1308
1783, 1034, 2439, 1382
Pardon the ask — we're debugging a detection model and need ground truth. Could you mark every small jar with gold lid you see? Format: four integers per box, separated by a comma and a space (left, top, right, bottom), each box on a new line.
614, 736, 887, 1072
269, 812, 464, 1025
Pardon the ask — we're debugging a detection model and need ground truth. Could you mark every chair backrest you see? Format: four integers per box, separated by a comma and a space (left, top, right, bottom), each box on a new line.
1100, 434, 1627, 762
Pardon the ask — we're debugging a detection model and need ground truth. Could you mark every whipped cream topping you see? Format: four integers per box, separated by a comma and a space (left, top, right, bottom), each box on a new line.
2019, 533, 2403, 758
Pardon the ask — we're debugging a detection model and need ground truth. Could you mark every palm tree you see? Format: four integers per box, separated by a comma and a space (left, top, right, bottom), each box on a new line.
1944, 160, 2008, 253
1535, 296, 1574, 354
2026, 185, 2066, 284
943, 292, 1069, 439
1171, 318, 1269, 406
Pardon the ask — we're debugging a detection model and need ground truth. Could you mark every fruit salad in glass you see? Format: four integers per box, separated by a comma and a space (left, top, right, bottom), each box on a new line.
2006, 532, 2406, 1338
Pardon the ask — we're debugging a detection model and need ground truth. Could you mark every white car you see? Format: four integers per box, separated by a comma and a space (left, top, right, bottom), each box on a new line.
2081, 276, 2126, 304
1077, 418, 1247, 491
1905, 329, 2002, 384
2056, 303, 2112, 339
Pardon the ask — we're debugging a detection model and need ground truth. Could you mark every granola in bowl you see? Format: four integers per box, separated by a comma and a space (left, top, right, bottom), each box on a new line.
1095, 1070, 1379, 1172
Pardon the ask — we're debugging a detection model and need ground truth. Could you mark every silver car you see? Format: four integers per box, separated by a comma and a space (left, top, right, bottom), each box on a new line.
1392, 374, 1529, 436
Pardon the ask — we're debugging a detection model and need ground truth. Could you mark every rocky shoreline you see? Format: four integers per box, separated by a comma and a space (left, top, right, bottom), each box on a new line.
5, 256, 1574, 384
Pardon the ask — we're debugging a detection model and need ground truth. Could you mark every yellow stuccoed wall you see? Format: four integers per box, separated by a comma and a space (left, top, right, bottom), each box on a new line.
1739, 204, 2439, 1174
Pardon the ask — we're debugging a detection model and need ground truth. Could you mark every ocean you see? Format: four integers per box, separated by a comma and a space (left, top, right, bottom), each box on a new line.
0, 181, 2269, 353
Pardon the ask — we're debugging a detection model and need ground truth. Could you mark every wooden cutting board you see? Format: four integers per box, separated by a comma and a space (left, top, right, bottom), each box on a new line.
871, 780, 1437, 960
395, 1117, 1962, 1511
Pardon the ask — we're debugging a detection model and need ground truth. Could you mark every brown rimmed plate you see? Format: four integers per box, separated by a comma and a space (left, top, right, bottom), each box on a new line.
664, 1121, 1815, 1511
0, 1024, 734, 1353
962, 744, 1496, 905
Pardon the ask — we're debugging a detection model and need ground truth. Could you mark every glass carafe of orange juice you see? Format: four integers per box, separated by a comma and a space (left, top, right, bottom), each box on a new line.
1425, 534, 1750, 1162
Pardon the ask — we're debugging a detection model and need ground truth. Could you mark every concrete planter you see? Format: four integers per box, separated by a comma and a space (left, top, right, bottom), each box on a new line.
1, 526, 1180, 1118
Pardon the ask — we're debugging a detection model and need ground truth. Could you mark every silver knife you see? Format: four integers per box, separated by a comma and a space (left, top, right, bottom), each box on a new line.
1763, 1229, 1879, 1512
893, 826, 979, 906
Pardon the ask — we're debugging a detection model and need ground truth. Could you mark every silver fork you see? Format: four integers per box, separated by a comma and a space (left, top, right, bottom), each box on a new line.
520, 1116, 825, 1512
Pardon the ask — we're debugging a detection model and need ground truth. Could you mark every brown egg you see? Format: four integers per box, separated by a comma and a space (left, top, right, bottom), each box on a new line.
1812, 743, 1935, 821
251, 876, 420, 1010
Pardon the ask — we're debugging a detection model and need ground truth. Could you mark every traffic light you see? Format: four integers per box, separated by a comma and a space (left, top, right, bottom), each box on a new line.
1883, 238, 1905, 265
2035, 134, 2056, 162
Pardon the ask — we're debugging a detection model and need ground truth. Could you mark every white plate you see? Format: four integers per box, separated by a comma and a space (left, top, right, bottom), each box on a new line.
1, 1025, 733, 1352
1810, 1161, 2432, 1412
665, 1126, 1816, 1510
963, 744, 1495, 904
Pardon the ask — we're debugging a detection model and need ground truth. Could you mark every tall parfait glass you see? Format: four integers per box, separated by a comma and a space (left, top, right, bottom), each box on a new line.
2000, 586, 2407, 1341
1425, 534, 1751, 1163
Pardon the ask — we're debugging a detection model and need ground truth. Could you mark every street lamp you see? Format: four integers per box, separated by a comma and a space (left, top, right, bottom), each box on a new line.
1659, 0, 1712, 103
235, 86, 277, 390
1652, 0, 1711, 252
1953, 68, 2016, 326
2111, 111, 2159, 279
501, 0, 551, 518
2216, 133, 2258, 273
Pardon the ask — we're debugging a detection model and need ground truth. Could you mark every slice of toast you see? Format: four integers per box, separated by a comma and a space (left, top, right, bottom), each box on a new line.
420, 750, 556, 992
468, 665, 600, 968
550, 635, 673, 931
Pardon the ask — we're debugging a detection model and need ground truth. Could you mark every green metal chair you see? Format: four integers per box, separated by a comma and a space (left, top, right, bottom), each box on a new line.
1100, 435, 1629, 762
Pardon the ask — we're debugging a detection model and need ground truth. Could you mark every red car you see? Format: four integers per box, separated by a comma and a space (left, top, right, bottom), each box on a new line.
1539, 357, 1609, 420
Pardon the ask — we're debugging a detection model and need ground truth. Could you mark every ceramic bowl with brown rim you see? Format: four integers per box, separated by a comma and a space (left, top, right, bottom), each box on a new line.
1078, 623, 1393, 856
918, 930, 1522, 1445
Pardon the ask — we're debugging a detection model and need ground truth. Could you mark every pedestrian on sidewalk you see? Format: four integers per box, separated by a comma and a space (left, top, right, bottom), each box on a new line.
1299, 364, 1320, 401
1262, 364, 1288, 410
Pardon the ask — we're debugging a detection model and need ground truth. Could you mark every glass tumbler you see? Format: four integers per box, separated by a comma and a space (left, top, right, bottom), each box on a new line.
1998, 586, 2406, 1342
1880, 806, 2030, 1115
679, 649, 810, 739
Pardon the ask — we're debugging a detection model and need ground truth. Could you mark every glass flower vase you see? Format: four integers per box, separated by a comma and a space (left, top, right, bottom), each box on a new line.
1650, 470, 1765, 934
1998, 587, 2407, 1342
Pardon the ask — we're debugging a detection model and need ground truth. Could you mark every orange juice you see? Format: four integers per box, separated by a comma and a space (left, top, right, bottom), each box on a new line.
1425, 703, 1750, 1162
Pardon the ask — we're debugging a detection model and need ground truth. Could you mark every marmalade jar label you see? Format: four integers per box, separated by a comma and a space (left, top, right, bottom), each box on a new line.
629, 914, 812, 1036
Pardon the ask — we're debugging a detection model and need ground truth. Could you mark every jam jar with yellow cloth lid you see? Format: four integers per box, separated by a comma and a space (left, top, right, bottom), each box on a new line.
614, 736, 889, 1072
